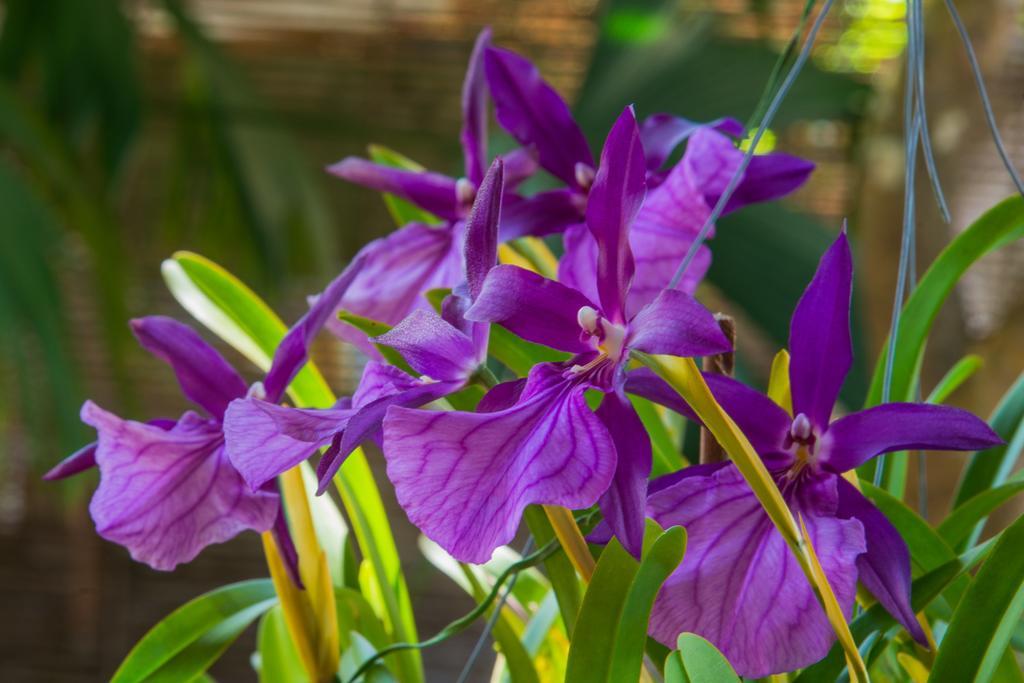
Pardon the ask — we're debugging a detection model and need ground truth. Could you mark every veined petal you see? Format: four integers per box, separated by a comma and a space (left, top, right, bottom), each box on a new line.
223, 398, 354, 491
464, 158, 503, 301
821, 402, 1003, 473
627, 289, 731, 359
789, 232, 853, 431
264, 251, 366, 402
648, 466, 864, 678
500, 189, 582, 241
587, 106, 646, 323
465, 265, 596, 354
383, 364, 616, 563
82, 401, 277, 570
484, 46, 593, 188
640, 114, 744, 173
325, 223, 462, 357
373, 309, 477, 383
596, 391, 652, 558
327, 157, 459, 220
352, 360, 423, 409
835, 477, 926, 645
131, 316, 246, 420
461, 28, 492, 185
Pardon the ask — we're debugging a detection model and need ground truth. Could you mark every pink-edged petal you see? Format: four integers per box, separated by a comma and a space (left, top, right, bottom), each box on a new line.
627, 289, 731, 358
703, 374, 793, 465
596, 391, 651, 558
319, 379, 462, 493
373, 309, 477, 383
382, 364, 616, 563
44, 441, 98, 481
82, 401, 278, 570
464, 158, 503, 301
500, 189, 582, 241
264, 251, 366, 402
821, 402, 1003, 473
484, 45, 593, 188
640, 114, 744, 172
587, 106, 646, 323
835, 476, 926, 645
327, 157, 459, 220
326, 222, 462, 357
223, 397, 354, 491
465, 265, 596, 354
131, 316, 246, 420
648, 466, 865, 678
461, 28, 492, 185
789, 232, 853, 431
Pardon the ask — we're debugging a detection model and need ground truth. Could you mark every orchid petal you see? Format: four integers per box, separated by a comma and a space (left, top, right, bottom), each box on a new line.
587, 106, 646, 323
477, 377, 528, 413
835, 477, 926, 645
383, 364, 616, 563
499, 189, 582, 241
464, 158, 504, 300
640, 114, 744, 172
628, 289, 731, 358
484, 46, 592, 188
648, 466, 864, 678
43, 441, 98, 481
82, 401, 277, 570
502, 147, 540, 188
461, 28, 492, 185
623, 367, 692, 417
373, 309, 477, 383
352, 361, 423, 409
556, 222, 600, 307
264, 251, 366, 402
327, 158, 459, 220
789, 232, 853, 431
325, 223, 462, 357
131, 316, 246, 420
223, 397, 354, 490
465, 265, 596, 354
596, 391, 652, 558
703, 374, 793, 465
822, 402, 1003, 473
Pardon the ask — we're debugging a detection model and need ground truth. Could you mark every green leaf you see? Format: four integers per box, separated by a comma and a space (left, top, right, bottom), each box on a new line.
631, 393, 686, 476
524, 506, 582, 637
665, 634, 739, 683
256, 606, 308, 683
565, 525, 687, 683
162, 251, 423, 683
864, 196, 1024, 490
489, 325, 570, 377
368, 144, 443, 227
939, 479, 1024, 550
930, 513, 1024, 683
925, 354, 983, 404
112, 580, 276, 683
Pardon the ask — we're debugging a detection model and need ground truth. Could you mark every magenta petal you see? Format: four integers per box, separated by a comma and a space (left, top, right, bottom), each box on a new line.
223, 398, 354, 490
82, 402, 278, 570
640, 114, 744, 172
461, 28, 492, 185
326, 223, 462, 357
464, 158, 504, 301
383, 364, 616, 563
352, 361, 423, 409
648, 466, 865, 678
500, 189, 582, 241
44, 441, 98, 481
557, 222, 601, 308
373, 309, 477, 382
502, 147, 539, 188
789, 232, 853, 431
596, 391, 651, 558
465, 265, 596, 354
623, 367, 693, 418
835, 476, 926, 645
265, 252, 366, 402
587, 107, 646, 323
477, 377, 528, 413
726, 152, 815, 213
327, 157, 459, 220
484, 46, 593, 188
628, 289, 731, 358
703, 374, 793, 465
821, 402, 1003, 473
131, 316, 247, 420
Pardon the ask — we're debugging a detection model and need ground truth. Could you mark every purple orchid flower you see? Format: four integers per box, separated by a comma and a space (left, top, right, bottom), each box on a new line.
324, 30, 539, 357
484, 44, 814, 314
43, 258, 367, 573
381, 107, 731, 563
224, 159, 507, 496
632, 232, 1001, 677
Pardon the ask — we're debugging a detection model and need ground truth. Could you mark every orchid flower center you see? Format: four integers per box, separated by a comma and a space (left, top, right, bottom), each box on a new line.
574, 162, 596, 192
246, 381, 267, 400
576, 306, 627, 362
783, 413, 818, 482
455, 177, 477, 211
